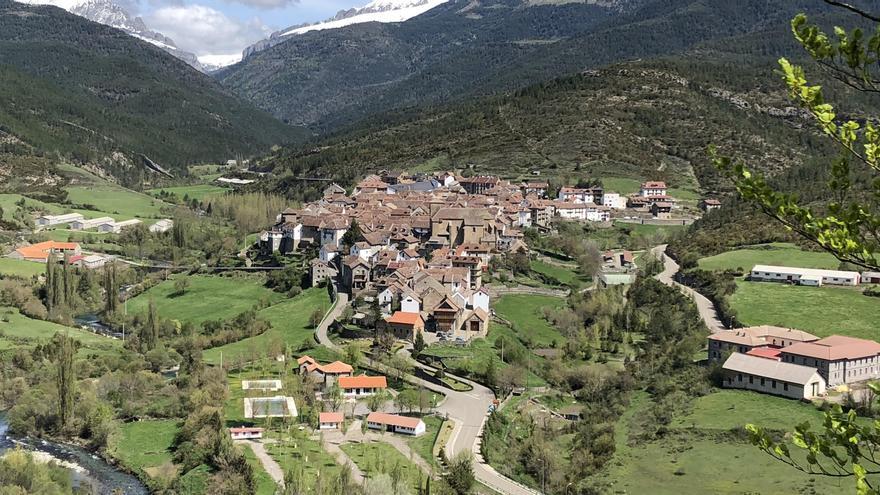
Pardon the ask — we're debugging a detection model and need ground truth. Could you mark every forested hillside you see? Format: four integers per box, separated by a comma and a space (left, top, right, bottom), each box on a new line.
0, 0, 302, 176
218, 0, 839, 130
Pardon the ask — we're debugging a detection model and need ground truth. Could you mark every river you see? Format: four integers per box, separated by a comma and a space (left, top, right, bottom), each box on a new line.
0, 414, 148, 494
74, 313, 124, 339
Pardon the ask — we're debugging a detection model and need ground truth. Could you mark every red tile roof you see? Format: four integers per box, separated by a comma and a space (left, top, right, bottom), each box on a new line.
366, 412, 423, 429
319, 412, 344, 424
386, 311, 423, 326
339, 375, 387, 389
745, 348, 782, 360
318, 361, 354, 374
229, 427, 264, 433
783, 335, 880, 361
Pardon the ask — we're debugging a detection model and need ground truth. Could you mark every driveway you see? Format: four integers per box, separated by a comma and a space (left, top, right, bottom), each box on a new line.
237, 440, 284, 487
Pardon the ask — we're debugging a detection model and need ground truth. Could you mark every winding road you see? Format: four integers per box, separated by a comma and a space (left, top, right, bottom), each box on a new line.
651, 244, 726, 332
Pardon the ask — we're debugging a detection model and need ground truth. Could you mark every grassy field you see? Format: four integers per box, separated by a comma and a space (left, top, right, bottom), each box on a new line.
493, 295, 565, 347
147, 184, 230, 202
406, 416, 443, 468
116, 420, 178, 475
267, 432, 341, 487
0, 258, 44, 278
64, 184, 169, 220
730, 280, 880, 339
600, 392, 851, 494
0, 307, 120, 356
601, 177, 640, 195
673, 390, 827, 431
340, 441, 425, 490
202, 288, 330, 365
698, 243, 840, 272
529, 260, 586, 288
126, 275, 285, 326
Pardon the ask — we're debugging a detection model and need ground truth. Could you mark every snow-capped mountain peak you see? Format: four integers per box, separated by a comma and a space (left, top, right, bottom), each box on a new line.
15, 0, 205, 71
243, 0, 448, 59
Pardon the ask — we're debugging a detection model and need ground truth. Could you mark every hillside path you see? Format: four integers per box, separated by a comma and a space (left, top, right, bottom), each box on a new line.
316, 291, 348, 350
239, 440, 284, 487
651, 244, 726, 332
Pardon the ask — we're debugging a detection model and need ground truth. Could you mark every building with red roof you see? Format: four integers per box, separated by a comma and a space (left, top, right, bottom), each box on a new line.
366, 412, 426, 436
745, 348, 782, 361
339, 375, 387, 397
384, 311, 425, 342
319, 412, 344, 430
780, 335, 880, 386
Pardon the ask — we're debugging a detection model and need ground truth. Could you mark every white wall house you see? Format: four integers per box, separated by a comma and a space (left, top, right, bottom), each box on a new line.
555, 203, 588, 220
229, 427, 263, 440
401, 294, 421, 314
366, 412, 426, 436
150, 219, 173, 233
472, 288, 490, 313
602, 193, 627, 210
558, 187, 602, 204
750, 265, 861, 287
319, 412, 344, 430
36, 213, 84, 228
722, 352, 826, 400
640, 181, 668, 197
339, 375, 387, 397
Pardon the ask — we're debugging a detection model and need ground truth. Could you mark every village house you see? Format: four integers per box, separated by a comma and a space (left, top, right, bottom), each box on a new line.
779, 335, 880, 387
310, 259, 338, 287
366, 412, 426, 436
640, 181, 668, 197
297, 356, 354, 386
35, 213, 84, 228
229, 427, 264, 440
69, 254, 109, 270
319, 412, 344, 430
9, 241, 81, 263
863, 272, 880, 284
459, 176, 499, 195
339, 375, 388, 397
721, 352, 826, 400
383, 311, 425, 341
521, 181, 548, 198
699, 198, 722, 212
341, 256, 372, 293
750, 265, 861, 287
650, 202, 673, 219
557, 187, 603, 204
707, 326, 819, 362
602, 192, 627, 210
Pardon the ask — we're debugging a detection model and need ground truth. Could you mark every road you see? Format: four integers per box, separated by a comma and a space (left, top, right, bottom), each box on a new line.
651, 244, 726, 332
315, 291, 348, 350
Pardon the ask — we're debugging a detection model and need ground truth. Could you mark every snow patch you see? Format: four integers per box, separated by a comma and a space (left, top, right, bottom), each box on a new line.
282, 0, 448, 36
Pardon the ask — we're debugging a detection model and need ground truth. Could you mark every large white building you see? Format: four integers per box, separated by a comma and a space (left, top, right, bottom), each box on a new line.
366, 412, 426, 436
69, 217, 114, 231
98, 219, 142, 233
722, 352, 826, 400
602, 192, 627, 210
750, 265, 861, 287
36, 213, 84, 228
640, 181, 668, 197
557, 187, 603, 204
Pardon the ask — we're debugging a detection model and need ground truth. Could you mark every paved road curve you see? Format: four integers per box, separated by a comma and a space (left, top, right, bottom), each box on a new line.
315, 291, 348, 350
652, 244, 726, 332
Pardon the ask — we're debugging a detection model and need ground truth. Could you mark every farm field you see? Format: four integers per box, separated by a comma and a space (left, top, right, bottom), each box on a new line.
126, 275, 285, 326
148, 184, 230, 202
64, 184, 168, 220
0, 258, 44, 278
730, 281, 879, 339
697, 243, 839, 272
116, 420, 178, 476
202, 288, 330, 365
0, 307, 120, 356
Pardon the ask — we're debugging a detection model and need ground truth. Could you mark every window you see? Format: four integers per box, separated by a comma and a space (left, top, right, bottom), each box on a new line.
772, 380, 777, 389
783, 383, 789, 391
749, 376, 754, 384
760, 378, 765, 386
737, 374, 742, 382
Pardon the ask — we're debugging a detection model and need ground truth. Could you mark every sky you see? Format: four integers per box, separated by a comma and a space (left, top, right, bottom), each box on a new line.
132, 0, 361, 58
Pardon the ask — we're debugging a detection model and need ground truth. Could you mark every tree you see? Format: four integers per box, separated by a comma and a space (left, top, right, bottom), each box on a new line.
55, 333, 76, 432
714, 2, 879, 271
340, 219, 362, 250
141, 298, 160, 352
344, 343, 362, 369
367, 390, 388, 412
444, 452, 475, 495
413, 331, 426, 358
174, 276, 191, 296
309, 307, 324, 329
327, 383, 343, 412
103, 262, 119, 315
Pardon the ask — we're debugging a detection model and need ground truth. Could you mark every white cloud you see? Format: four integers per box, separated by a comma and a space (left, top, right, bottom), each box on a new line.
224, 0, 298, 9
145, 4, 272, 55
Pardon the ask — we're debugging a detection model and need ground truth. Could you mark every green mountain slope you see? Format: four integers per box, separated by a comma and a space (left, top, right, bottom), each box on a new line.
0, 0, 302, 173
218, 0, 836, 130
